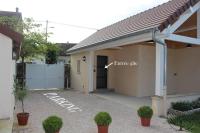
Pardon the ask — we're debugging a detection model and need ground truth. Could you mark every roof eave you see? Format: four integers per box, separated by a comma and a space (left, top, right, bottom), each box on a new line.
67, 28, 155, 54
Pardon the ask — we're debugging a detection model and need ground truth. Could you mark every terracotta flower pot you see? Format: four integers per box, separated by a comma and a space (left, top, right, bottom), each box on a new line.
97, 125, 109, 133
17, 112, 29, 126
44, 129, 60, 133
140, 117, 151, 127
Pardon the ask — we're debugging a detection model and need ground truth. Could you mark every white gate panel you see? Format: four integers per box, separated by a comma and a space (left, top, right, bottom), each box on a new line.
26, 64, 64, 89
45, 64, 64, 89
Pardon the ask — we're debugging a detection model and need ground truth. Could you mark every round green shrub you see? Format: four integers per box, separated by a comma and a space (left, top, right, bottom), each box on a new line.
137, 106, 153, 118
43, 116, 63, 133
94, 112, 112, 126
171, 101, 193, 111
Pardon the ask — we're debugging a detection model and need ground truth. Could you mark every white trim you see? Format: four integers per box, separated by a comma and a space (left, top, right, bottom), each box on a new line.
166, 34, 200, 45
162, 1, 200, 34
88, 51, 94, 92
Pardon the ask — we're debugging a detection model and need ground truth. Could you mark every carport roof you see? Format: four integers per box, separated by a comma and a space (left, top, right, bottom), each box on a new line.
68, 0, 199, 53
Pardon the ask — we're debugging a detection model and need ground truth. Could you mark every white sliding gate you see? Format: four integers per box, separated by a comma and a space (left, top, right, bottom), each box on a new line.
26, 64, 64, 89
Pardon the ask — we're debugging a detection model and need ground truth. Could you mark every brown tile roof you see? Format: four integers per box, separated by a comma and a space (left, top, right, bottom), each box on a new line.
69, 0, 199, 52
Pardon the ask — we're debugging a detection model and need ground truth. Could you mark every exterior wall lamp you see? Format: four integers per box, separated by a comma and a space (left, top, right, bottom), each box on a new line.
82, 56, 86, 62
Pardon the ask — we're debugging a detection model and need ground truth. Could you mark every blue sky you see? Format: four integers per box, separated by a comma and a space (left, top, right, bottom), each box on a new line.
0, 0, 169, 43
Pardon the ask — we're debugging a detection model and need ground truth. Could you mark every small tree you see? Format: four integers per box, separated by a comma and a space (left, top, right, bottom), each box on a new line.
20, 18, 47, 87
21, 18, 47, 61
45, 43, 60, 64
0, 16, 53, 86
13, 79, 27, 113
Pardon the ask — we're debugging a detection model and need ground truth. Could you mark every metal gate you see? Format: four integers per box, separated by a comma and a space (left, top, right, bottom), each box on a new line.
26, 64, 64, 89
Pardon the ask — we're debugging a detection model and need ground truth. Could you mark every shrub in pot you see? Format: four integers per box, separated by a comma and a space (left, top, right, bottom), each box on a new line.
137, 106, 153, 127
94, 112, 112, 133
14, 80, 29, 126
43, 116, 63, 133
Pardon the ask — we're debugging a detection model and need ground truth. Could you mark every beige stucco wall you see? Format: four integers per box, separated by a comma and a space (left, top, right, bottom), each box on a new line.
71, 44, 166, 97
167, 49, 177, 94
70, 45, 141, 96
174, 47, 200, 94
136, 45, 200, 96
111, 45, 140, 96
95, 45, 140, 96
129, 45, 200, 96
70, 52, 89, 93
94, 44, 153, 97
93, 44, 180, 97
0, 33, 15, 119
137, 45, 155, 97
70, 43, 200, 97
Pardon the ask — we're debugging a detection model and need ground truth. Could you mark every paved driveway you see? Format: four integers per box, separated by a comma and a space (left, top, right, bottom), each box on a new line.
14, 90, 179, 133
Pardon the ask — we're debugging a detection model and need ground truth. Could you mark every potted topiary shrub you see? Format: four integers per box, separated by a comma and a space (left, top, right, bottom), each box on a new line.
43, 116, 63, 133
14, 80, 29, 126
94, 112, 112, 133
137, 106, 153, 127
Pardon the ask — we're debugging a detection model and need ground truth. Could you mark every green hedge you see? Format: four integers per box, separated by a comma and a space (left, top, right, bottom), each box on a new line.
171, 98, 200, 111
171, 101, 193, 111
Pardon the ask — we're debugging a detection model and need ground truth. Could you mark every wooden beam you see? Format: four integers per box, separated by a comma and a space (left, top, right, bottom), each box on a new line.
166, 34, 200, 45
175, 26, 196, 33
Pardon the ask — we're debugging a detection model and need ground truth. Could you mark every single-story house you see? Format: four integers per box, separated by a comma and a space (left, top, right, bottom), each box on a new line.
0, 24, 22, 120
68, 0, 200, 116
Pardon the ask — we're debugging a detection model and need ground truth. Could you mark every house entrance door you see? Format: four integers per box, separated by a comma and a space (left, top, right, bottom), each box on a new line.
96, 56, 108, 89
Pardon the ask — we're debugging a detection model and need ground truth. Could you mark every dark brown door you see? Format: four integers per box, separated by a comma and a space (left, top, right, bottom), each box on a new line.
96, 56, 108, 89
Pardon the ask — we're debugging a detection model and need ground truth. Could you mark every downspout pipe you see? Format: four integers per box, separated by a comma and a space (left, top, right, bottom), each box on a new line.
152, 28, 168, 117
